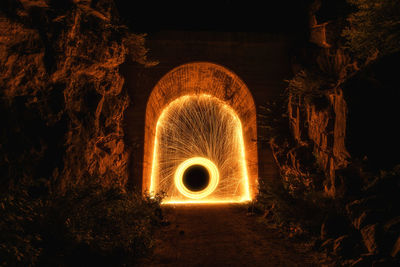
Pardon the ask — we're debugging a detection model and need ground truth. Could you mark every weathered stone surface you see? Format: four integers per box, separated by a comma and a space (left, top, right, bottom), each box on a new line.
342, 174, 400, 259
308, 1, 330, 48
346, 198, 375, 217
353, 212, 368, 231
321, 213, 350, 240
333, 235, 356, 259
270, 139, 323, 196
361, 224, 379, 254
285, 88, 350, 197
372, 257, 399, 267
352, 210, 387, 232
391, 235, 400, 258
272, 84, 351, 198
351, 253, 383, 267
320, 238, 334, 252
384, 217, 400, 236
346, 197, 387, 228
269, 0, 354, 199
269, 1, 400, 264
334, 164, 364, 199
0, 0, 150, 192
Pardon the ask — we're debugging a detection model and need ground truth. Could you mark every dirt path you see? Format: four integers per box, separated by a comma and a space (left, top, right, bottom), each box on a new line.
138, 204, 321, 267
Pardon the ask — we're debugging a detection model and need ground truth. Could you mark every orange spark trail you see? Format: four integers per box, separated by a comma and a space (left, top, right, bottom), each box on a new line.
150, 94, 251, 204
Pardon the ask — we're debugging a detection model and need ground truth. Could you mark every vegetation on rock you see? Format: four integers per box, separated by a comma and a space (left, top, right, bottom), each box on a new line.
0, 1, 161, 265
256, 0, 400, 265
0, 181, 163, 266
342, 0, 400, 61
0, 0, 155, 192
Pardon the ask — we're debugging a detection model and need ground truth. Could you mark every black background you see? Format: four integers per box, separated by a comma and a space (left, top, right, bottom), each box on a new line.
114, 0, 312, 33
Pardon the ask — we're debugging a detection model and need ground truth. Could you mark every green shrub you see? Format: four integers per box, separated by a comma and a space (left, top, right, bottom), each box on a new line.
254, 176, 335, 237
0, 190, 44, 267
287, 49, 354, 100
258, 93, 289, 144
0, 181, 163, 266
342, 0, 400, 61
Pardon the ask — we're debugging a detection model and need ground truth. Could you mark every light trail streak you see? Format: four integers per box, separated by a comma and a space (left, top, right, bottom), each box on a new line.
174, 157, 219, 199
150, 94, 251, 203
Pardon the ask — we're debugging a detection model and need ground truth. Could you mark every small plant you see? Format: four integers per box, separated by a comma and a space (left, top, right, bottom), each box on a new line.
0, 189, 44, 267
255, 174, 335, 237
316, 49, 354, 84
342, 0, 400, 61
287, 49, 355, 101
0, 180, 164, 266
258, 93, 290, 144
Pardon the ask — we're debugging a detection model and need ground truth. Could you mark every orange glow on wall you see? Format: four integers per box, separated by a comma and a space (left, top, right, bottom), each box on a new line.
149, 95, 251, 203
143, 62, 258, 204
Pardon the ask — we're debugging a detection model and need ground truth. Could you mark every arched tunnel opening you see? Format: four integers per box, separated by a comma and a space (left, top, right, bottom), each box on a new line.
143, 62, 259, 204
150, 95, 248, 202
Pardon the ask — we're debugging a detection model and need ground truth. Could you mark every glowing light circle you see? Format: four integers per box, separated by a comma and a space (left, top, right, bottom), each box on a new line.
174, 157, 219, 199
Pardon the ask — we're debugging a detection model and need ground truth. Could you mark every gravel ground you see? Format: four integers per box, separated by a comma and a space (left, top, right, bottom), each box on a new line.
138, 204, 322, 267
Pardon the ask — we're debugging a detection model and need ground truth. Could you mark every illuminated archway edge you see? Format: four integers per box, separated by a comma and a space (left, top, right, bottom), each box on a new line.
151, 95, 251, 204
143, 62, 258, 204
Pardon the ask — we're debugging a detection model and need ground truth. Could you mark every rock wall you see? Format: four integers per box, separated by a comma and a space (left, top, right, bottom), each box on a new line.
268, 1, 400, 263
0, 0, 149, 192
285, 88, 350, 196
272, 29, 400, 199
270, 2, 353, 197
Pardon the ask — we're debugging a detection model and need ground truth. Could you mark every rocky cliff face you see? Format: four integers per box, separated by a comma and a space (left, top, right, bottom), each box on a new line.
270, 71, 353, 198
0, 0, 150, 192
285, 87, 350, 196
272, 50, 400, 199
270, 3, 355, 198
267, 1, 400, 263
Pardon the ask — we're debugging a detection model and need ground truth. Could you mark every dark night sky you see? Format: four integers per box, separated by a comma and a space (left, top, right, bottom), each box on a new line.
114, 0, 312, 34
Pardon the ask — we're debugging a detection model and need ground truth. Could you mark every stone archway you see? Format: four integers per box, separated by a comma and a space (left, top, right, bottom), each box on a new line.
143, 62, 258, 202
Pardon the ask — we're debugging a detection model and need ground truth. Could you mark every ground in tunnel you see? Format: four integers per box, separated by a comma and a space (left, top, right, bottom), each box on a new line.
137, 205, 323, 266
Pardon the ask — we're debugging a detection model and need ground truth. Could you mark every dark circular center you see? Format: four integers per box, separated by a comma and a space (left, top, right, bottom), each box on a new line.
182, 165, 210, 191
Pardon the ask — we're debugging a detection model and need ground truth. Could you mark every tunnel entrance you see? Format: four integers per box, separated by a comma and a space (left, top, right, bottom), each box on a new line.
150, 95, 248, 202
143, 62, 258, 204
